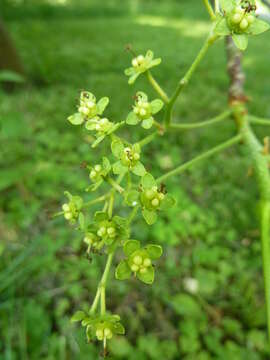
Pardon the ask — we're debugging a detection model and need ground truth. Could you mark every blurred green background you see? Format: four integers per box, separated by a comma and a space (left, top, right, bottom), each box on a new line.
1, 0, 270, 359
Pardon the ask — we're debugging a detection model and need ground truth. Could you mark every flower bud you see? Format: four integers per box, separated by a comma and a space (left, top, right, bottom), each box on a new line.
133, 152, 140, 161
90, 170, 97, 179
94, 165, 102, 172
79, 106, 89, 115
104, 328, 113, 339
131, 264, 139, 272
132, 58, 138, 67
62, 204, 70, 212
107, 227, 116, 237
240, 18, 249, 30
96, 329, 104, 340
64, 212, 72, 220
151, 198, 159, 207
145, 189, 155, 200
95, 124, 101, 131
97, 226, 106, 237
158, 193, 165, 201
134, 107, 139, 114
100, 118, 109, 125
246, 15, 255, 24
139, 267, 147, 274
87, 101, 95, 108
137, 55, 144, 64
143, 258, 151, 267
133, 255, 143, 265
232, 13, 242, 24
139, 108, 147, 116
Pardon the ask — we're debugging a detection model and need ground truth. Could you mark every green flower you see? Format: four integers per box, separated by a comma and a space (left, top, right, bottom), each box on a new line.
85, 212, 129, 253
62, 191, 83, 224
71, 312, 125, 346
68, 91, 109, 126
126, 91, 164, 129
115, 240, 163, 284
140, 173, 176, 225
111, 139, 146, 177
87, 157, 111, 192
124, 50, 161, 84
215, 0, 270, 50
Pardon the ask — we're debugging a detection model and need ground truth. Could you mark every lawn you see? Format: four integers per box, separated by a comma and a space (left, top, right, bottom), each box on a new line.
1, 0, 270, 358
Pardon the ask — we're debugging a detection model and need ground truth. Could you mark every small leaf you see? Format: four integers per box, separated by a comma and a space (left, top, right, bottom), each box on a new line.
124, 189, 140, 206
115, 260, 132, 280
141, 173, 156, 189
68, 113, 84, 125
97, 97, 109, 115
160, 194, 176, 210
136, 91, 148, 102
0, 70, 25, 83
150, 58, 161, 67
113, 161, 127, 175
113, 322, 125, 335
102, 157, 111, 172
125, 67, 135, 76
145, 244, 163, 260
142, 209, 157, 225
128, 73, 140, 84
150, 99, 164, 114
123, 240, 141, 256
214, 18, 231, 36
71, 311, 86, 322
219, 0, 234, 12
94, 211, 108, 222
111, 139, 124, 158
137, 266, 155, 284
232, 33, 248, 51
145, 50, 154, 62
85, 119, 97, 130
132, 162, 146, 177
126, 111, 139, 125
249, 19, 270, 35
141, 117, 154, 129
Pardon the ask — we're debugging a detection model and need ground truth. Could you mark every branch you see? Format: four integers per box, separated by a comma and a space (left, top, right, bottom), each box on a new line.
249, 115, 270, 126
156, 134, 242, 184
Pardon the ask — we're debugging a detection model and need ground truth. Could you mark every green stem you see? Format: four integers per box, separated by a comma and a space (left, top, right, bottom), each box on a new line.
108, 191, 115, 219
156, 134, 242, 183
52, 194, 108, 218
164, 31, 218, 128
106, 177, 124, 194
249, 115, 270, 127
99, 252, 114, 315
169, 110, 231, 130
203, 0, 216, 20
146, 71, 169, 103
138, 131, 159, 147
261, 200, 270, 342
127, 205, 139, 225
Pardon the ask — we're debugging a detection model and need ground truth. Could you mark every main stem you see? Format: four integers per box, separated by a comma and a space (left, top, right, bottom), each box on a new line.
226, 36, 270, 341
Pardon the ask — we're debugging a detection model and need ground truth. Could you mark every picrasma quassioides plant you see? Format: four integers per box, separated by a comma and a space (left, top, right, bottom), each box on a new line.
56, 0, 270, 355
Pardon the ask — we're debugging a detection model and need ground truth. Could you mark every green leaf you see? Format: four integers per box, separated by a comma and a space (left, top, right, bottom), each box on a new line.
160, 194, 176, 210
68, 112, 84, 125
126, 111, 139, 125
150, 58, 161, 67
97, 97, 109, 114
125, 67, 135, 76
71, 310, 86, 322
141, 173, 156, 189
145, 50, 154, 62
142, 209, 157, 225
150, 99, 164, 114
171, 294, 202, 318
79, 212, 85, 230
113, 161, 127, 175
219, 0, 234, 12
128, 72, 140, 84
0, 70, 25, 83
94, 211, 108, 222
232, 33, 248, 51
124, 189, 140, 206
137, 266, 155, 284
141, 117, 154, 129
214, 18, 231, 36
115, 260, 132, 280
132, 162, 146, 177
123, 240, 141, 257
113, 322, 125, 335
102, 157, 111, 172
85, 119, 97, 130
111, 139, 124, 158
249, 19, 270, 35
145, 244, 163, 260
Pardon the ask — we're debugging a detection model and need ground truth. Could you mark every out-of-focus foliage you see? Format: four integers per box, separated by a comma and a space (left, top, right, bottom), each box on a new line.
1, 0, 270, 358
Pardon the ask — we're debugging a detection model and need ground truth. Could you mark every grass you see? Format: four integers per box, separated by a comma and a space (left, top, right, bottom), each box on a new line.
1, 0, 270, 358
